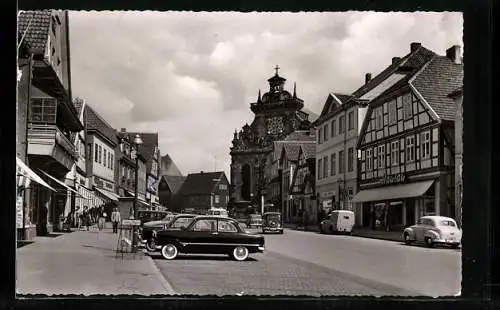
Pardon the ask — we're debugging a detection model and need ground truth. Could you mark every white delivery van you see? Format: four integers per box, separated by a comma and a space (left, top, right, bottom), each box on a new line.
320, 210, 355, 234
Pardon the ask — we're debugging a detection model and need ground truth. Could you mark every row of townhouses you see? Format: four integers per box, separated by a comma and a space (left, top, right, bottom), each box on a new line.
230, 42, 463, 231
16, 10, 162, 241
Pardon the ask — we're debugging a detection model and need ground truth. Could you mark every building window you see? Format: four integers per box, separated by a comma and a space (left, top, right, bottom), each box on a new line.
348, 111, 354, 130
88, 144, 92, 161
391, 141, 399, 166
30, 98, 57, 123
389, 100, 397, 124
339, 150, 345, 174
366, 148, 373, 171
111, 154, 114, 170
377, 145, 385, 168
215, 195, 220, 204
323, 156, 328, 179
331, 119, 336, 137
339, 115, 345, 134
421, 131, 431, 159
318, 158, 322, 180
103, 150, 107, 168
376, 107, 383, 130
403, 93, 412, 120
98, 145, 102, 164
318, 128, 322, 144
348, 148, 354, 172
324, 124, 329, 141
406, 136, 415, 162
330, 153, 336, 176
94, 143, 98, 163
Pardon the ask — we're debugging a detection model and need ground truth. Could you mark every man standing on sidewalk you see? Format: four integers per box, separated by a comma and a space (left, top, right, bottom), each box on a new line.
111, 208, 121, 234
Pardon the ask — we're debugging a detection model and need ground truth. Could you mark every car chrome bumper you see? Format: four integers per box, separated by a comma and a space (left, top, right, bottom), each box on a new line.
257, 246, 265, 252
434, 238, 461, 245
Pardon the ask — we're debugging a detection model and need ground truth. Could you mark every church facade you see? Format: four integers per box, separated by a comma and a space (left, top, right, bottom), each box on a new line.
229, 67, 315, 212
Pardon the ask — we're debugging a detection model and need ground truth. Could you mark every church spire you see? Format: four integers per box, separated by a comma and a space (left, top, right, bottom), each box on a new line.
293, 82, 297, 98
257, 89, 262, 103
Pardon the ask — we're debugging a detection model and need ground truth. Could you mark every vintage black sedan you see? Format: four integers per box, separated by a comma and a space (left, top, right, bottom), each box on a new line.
262, 212, 284, 234
155, 216, 265, 261
141, 214, 196, 252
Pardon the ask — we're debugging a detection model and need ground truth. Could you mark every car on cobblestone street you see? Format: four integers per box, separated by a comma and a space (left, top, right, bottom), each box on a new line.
155, 215, 265, 261
141, 214, 196, 252
262, 212, 284, 234
402, 216, 462, 249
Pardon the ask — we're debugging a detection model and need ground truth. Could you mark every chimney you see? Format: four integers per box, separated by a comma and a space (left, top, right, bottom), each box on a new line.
392, 57, 401, 64
200, 171, 204, 174
446, 45, 462, 64
410, 42, 421, 53
120, 128, 126, 133
365, 73, 372, 84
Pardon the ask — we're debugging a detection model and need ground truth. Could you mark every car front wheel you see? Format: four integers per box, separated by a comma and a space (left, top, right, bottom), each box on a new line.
404, 233, 412, 245
161, 244, 179, 260
146, 238, 157, 252
232, 246, 249, 261
425, 237, 434, 248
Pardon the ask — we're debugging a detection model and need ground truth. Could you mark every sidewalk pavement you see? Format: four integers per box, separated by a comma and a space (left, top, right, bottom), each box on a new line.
283, 223, 403, 242
16, 226, 177, 296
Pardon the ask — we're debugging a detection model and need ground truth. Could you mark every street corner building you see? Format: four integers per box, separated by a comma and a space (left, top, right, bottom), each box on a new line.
350, 43, 463, 231
17, 10, 84, 238
174, 171, 230, 215
229, 66, 317, 215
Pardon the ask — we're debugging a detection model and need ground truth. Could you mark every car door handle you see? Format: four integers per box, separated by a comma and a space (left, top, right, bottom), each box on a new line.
211, 232, 219, 235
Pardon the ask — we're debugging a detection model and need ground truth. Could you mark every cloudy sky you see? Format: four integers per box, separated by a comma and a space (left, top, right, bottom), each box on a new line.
68, 11, 462, 178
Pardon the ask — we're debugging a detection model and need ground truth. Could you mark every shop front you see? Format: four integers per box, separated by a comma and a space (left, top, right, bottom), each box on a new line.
352, 172, 449, 231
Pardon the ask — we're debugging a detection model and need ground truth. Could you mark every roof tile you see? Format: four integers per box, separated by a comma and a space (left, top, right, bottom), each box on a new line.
84, 105, 118, 145
411, 56, 463, 121
177, 171, 228, 195
18, 10, 51, 53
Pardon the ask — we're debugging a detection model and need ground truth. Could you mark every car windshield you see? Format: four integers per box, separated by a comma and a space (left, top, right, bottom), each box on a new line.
264, 214, 280, 223
439, 220, 456, 227
250, 215, 262, 221
169, 217, 194, 228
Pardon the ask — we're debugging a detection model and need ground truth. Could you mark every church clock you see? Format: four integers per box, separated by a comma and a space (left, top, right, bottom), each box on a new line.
266, 116, 284, 135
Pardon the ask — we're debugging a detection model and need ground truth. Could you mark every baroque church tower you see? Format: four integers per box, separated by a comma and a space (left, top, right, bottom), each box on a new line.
230, 66, 314, 205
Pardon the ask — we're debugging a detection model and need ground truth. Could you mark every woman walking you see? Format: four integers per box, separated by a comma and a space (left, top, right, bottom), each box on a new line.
98, 206, 106, 231
111, 207, 121, 234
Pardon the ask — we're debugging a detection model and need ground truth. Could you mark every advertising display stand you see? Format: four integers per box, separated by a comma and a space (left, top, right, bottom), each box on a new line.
115, 219, 141, 259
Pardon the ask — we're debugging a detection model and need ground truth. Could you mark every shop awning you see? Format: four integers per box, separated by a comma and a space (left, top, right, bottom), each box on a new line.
16, 157, 57, 192
95, 188, 120, 202
351, 180, 435, 203
39, 170, 79, 195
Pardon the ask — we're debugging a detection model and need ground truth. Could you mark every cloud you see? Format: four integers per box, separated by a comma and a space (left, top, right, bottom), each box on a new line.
68, 11, 462, 178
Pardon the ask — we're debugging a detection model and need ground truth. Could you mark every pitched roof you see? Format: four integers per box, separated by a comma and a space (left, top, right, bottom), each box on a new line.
126, 132, 159, 171
18, 10, 51, 54
283, 143, 301, 161
163, 175, 187, 194
351, 45, 436, 99
300, 143, 316, 159
160, 154, 183, 177
300, 108, 320, 123
411, 56, 463, 121
177, 171, 227, 196
283, 130, 315, 142
84, 105, 118, 146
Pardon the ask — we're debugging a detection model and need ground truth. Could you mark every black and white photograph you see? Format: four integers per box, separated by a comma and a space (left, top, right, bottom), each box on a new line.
15, 10, 464, 297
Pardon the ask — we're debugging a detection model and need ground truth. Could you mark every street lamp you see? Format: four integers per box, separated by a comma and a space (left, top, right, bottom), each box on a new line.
132, 134, 143, 252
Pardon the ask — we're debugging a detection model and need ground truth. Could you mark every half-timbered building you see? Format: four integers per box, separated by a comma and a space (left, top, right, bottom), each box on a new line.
352, 44, 463, 230
289, 144, 316, 225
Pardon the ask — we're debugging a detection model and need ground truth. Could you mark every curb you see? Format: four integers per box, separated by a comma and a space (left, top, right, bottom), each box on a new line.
350, 233, 402, 243
144, 253, 178, 295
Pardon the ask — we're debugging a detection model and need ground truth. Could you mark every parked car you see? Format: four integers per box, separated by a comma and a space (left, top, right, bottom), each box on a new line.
141, 214, 196, 252
262, 212, 284, 234
247, 214, 263, 228
155, 216, 265, 261
207, 208, 229, 217
403, 216, 462, 248
320, 210, 355, 234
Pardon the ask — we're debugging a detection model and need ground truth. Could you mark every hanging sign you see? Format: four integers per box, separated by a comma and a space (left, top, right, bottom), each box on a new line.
379, 173, 407, 185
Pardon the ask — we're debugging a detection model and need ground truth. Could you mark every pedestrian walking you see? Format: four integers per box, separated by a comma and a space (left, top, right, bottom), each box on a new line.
81, 207, 89, 231
111, 207, 121, 234
303, 209, 309, 231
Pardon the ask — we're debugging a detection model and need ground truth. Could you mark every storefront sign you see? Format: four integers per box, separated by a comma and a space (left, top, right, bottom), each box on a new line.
379, 173, 406, 185
16, 196, 24, 229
